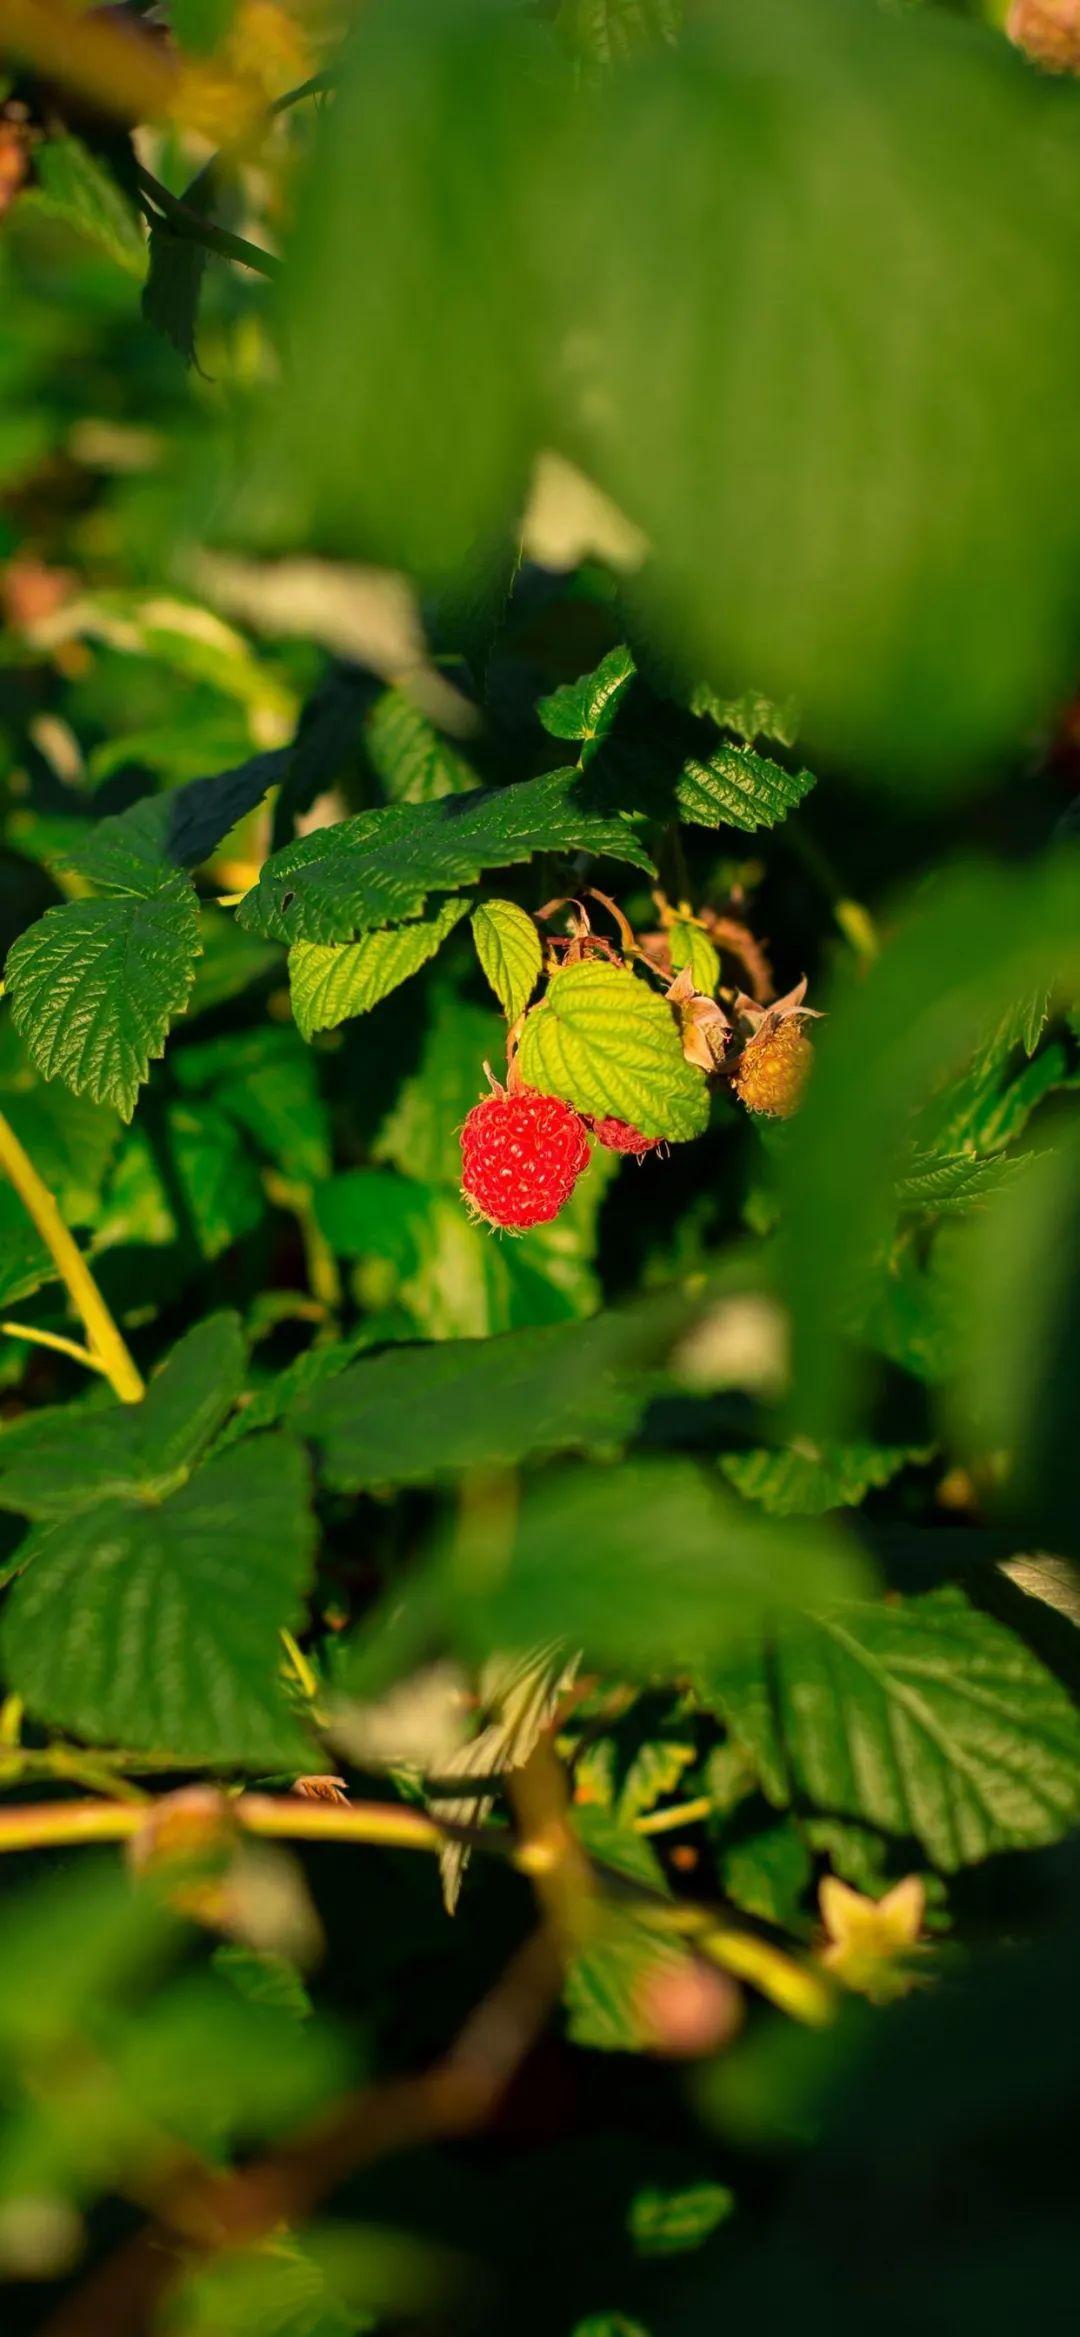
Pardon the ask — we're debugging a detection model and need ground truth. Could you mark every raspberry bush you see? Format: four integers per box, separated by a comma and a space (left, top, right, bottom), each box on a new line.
0, 3, 1078, 2332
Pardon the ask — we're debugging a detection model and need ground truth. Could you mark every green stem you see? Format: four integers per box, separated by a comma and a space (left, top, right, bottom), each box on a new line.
0, 1109, 145, 1403
0, 1321, 104, 1373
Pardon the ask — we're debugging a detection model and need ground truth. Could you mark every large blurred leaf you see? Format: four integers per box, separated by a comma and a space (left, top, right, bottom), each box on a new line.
568, 0, 1080, 777
1, 1435, 315, 1765
709, 1586, 1080, 1869
236, 772, 653, 945
26, 135, 146, 279
781, 853, 1080, 1438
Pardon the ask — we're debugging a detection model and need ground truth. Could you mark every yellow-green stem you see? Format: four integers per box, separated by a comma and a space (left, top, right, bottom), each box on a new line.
0, 1321, 104, 1373
0, 1107, 145, 1402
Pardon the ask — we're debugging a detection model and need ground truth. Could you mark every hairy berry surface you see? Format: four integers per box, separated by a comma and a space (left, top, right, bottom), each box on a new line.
460, 1089, 591, 1230
733, 1019, 813, 1119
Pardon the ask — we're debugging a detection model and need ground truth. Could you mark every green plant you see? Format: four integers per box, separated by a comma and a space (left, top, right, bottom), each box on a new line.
0, 2, 1077, 2332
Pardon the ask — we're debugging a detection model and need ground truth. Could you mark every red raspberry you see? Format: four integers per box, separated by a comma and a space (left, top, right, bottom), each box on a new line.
461, 1088, 591, 1230
589, 1115, 661, 1156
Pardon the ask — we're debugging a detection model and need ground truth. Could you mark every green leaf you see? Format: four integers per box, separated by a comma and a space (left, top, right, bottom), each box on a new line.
556, 0, 682, 64
236, 771, 654, 945
173, 1026, 331, 1186
68, 757, 285, 885
373, 987, 502, 1189
142, 219, 208, 366
365, 687, 480, 802
27, 135, 146, 278
687, 683, 798, 748
709, 1588, 1080, 1870
669, 921, 720, 996
720, 1814, 812, 1930
0, 1314, 245, 1521
675, 741, 815, 833
629, 2182, 735, 2258
780, 854, 1080, 1438
0, 1434, 315, 1765
537, 645, 636, 746
516, 960, 708, 1142
895, 1150, 1032, 1217
288, 900, 468, 1039
289, 1303, 684, 1492
720, 1440, 929, 1519
564, 1904, 685, 2055
6, 883, 201, 1121
470, 899, 542, 1021
0, 1018, 122, 1222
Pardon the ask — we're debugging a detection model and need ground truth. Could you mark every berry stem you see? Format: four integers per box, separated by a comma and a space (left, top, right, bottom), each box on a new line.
0, 1105, 145, 1403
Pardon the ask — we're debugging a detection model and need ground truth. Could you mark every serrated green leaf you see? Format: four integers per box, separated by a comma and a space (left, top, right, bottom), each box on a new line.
0, 1434, 315, 1765
709, 1588, 1080, 1870
0, 1314, 245, 1522
6, 885, 202, 1120
27, 135, 146, 278
516, 960, 708, 1142
675, 741, 815, 833
470, 899, 542, 1021
365, 687, 480, 802
895, 1150, 1032, 1216
236, 771, 654, 945
288, 900, 468, 1039
720, 1440, 929, 1519
537, 645, 636, 745
68, 757, 285, 887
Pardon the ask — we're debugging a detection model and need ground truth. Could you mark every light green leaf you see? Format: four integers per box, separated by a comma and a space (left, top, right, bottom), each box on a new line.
6, 883, 201, 1121
688, 684, 798, 748
470, 899, 542, 1021
26, 135, 146, 278
720, 1440, 929, 1519
0, 1314, 245, 1522
288, 900, 468, 1039
0, 1435, 315, 1766
709, 1587, 1080, 1870
516, 960, 708, 1141
236, 771, 653, 945
669, 921, 720, 996
675, 741, 815, 833
537, 645, 636, 746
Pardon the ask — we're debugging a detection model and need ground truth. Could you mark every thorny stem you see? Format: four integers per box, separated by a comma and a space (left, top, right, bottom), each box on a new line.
0, 1105, 145, 1402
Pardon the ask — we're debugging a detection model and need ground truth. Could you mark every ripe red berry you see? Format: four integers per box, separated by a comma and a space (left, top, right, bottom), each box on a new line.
588, 1115, 661, 1156
460, 1088, 591, 1230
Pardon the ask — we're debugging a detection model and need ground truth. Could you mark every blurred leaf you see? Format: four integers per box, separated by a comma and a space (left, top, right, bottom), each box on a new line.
708, 1587, 1080, 1869
556, 0, 682, 64
289, 900, 468, 1039
174, 1025, 331, 1185
628, 2181, 734, 2257
27, 135, 146, 279
236, 771, 653, 945
365, 687, 480, 802
720, 1440, 930, 1518
517, 960, 709, 1141
687, 683, 798, 748
1, 1434, 315, 1764
471, 898, 542, 1021
289, 1303, 683, 1492
720, 1814, 812, 1930
214, 1946, 313, 2021
0, 1018, 122, 1222
781, 854, 1080, 1437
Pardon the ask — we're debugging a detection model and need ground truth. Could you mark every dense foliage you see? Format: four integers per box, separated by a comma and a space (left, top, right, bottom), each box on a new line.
0, 1, 1078, 2331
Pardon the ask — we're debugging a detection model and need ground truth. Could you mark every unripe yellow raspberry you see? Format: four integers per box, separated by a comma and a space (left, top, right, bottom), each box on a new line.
733, 1017, 813, 1119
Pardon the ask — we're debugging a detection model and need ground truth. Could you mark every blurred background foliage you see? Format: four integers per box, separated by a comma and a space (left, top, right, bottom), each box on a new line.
0, 0, 1078, 2332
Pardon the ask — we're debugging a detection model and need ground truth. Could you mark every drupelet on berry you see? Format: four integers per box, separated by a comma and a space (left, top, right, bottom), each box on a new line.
588, 1115, 661, 1155
461, 1087, 591, 1230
